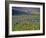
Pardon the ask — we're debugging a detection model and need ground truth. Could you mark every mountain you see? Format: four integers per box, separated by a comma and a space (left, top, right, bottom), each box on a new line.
12, 9, 29, 16
12, 7, 40, 16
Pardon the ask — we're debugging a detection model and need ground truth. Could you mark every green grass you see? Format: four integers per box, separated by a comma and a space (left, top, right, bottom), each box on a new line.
12, 14, 40, 31
12, 23, 40, 31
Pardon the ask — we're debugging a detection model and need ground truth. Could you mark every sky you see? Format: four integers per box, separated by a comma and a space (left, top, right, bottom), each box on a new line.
12, 7, 40, 15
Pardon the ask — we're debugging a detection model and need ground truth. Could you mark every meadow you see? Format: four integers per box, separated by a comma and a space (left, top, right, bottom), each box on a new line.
12, 14, 40, 31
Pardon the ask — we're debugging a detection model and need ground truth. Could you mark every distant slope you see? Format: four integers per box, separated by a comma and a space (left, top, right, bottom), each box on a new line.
12, 9, 40, 16
12, 9, 28, 16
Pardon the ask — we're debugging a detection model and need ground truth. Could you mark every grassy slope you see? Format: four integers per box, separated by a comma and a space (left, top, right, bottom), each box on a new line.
12, 14, 40, 31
